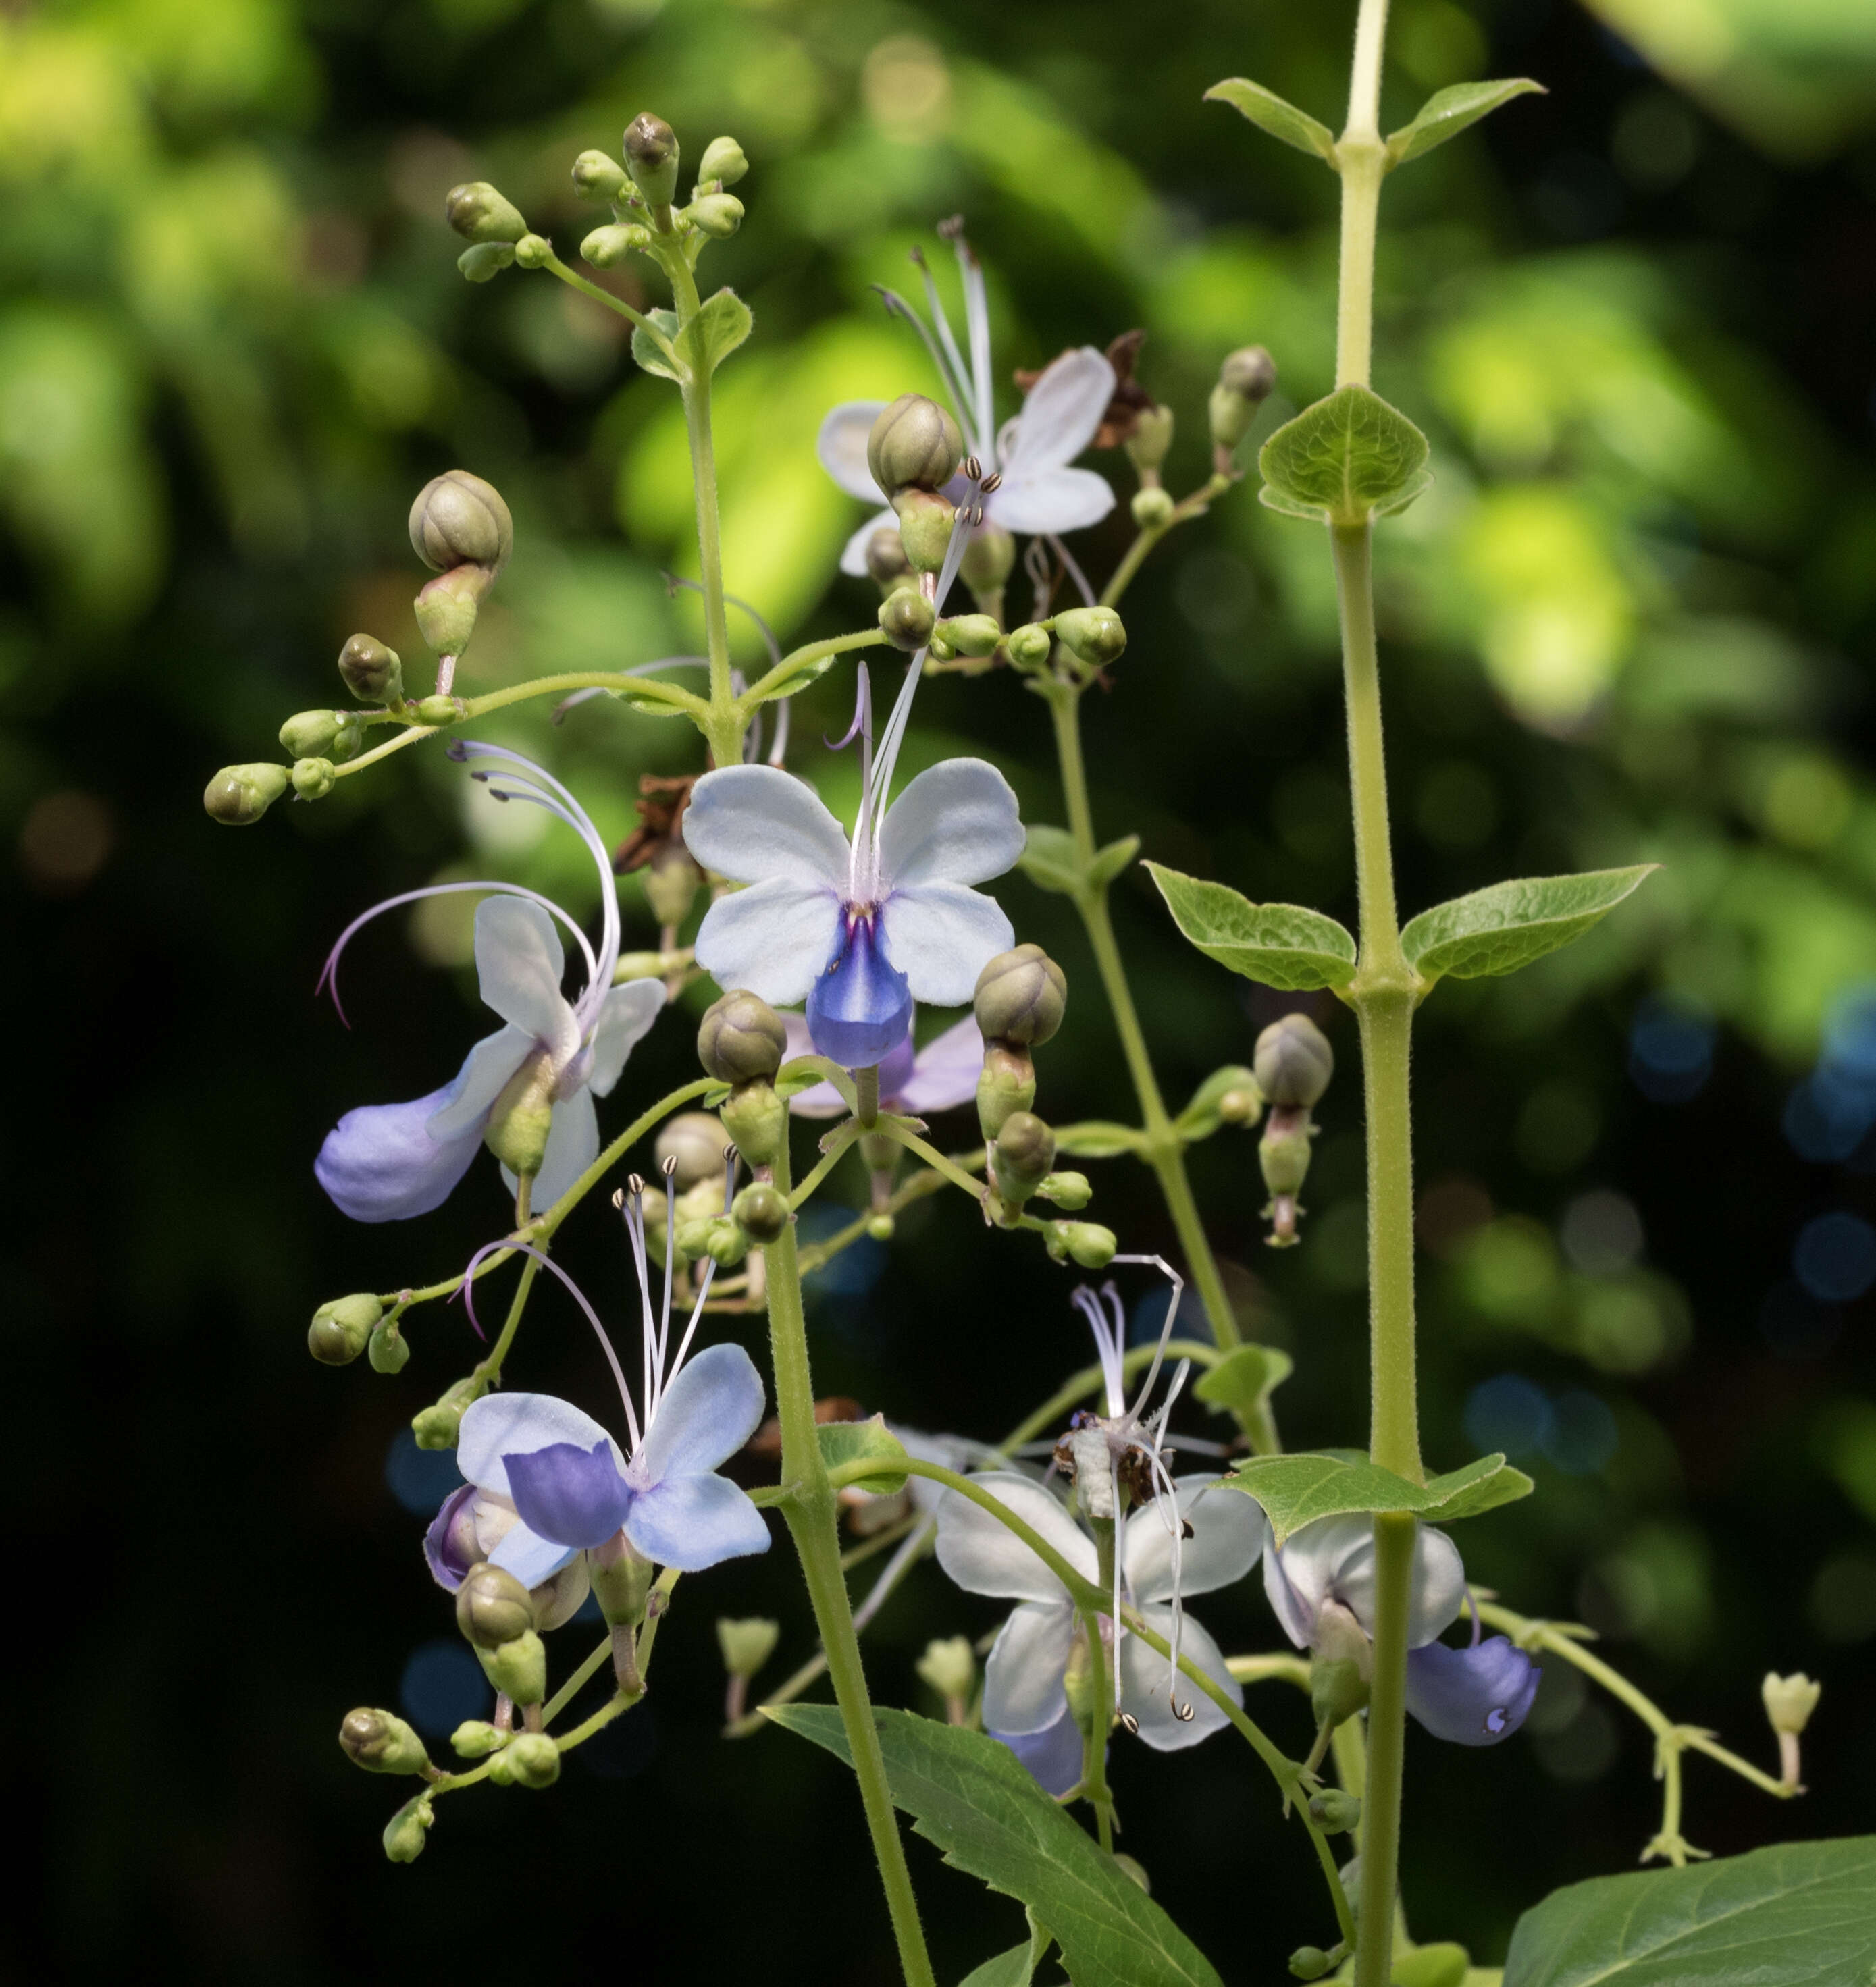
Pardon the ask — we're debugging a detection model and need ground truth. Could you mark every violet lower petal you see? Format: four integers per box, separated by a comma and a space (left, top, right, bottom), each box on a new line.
993, 1708, 1086, 1799
1404, 1635, 1541, 1747
423, 1483, 481, 1591
807, 912, 914, 1068
315, 1080, 486, 1223
504, 1438, 637, 1550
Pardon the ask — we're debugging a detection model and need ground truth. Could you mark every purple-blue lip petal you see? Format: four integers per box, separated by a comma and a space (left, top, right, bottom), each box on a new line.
807, 911, 914, 1069
423, 1483, 481, 1591
993, 1710, 1087, 1797
504, 1439, 637, 1551
1404, 1635, 1541, 1746
876, 1028, 918, 1103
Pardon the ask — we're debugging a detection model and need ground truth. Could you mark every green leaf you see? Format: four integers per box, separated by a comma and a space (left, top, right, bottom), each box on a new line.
1020, 824, 1087, 896
1258, 385, 1432, 527
1399, 866, 1657, 984
1203, 78, 1338, 163
1053, 1121, 1145, 1159
1386, 80, 1545, 167
959, 1946, 1035, 1987
617, 681, 696, 719
817, 1415, 910, 1494
1174, 1065, 1261, 1142
749, 644, 843, 704
1145, 863, 1356, 992
1502, 1836, 1876, 1987
768, 1706, 1224, 1987
631, 307, 686, 382
1193, 1344, 1293, 1419
691, 286, 753, 375
1087, 834, 1139, 889
1229, 1450, 1532, 1546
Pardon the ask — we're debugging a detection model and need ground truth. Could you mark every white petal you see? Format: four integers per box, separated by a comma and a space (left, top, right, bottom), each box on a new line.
475, 897, 577, 1054
818, 401, 889, 501
1123, 1475, 1263, 1605
934, 1469, 1097, 1601
1001, 347, 1114, 473
880, 882, 1013, 1006
682, 764, 851, 890
895, 1015, 985, 1115
877, 758, 1024, 891
982, 1601, 1078, 1737
529, 1087, 600, 1209
841, 507, 900, 577
987, 465, 1116, 538
1119, 1605, 1240, 1751
694, 878, 843, 1006
588, 978, 665, 1098
459, 1392, 624, 1498
425, 1024, 535, 1140
1266, 1515, 1466, 1650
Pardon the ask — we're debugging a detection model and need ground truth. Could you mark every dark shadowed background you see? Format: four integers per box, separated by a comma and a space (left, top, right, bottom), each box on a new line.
9, 0, 1876, 1978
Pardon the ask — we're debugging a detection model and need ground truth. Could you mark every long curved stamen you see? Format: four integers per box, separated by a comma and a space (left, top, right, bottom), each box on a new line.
317, 879, 598, 1025
618, 1180, 658, 1442
455, 1239, 642, 1452
1048, 532, 1098, 610
912, 242, 983, 460
828, 664, 876, 903
875, 280, 978, 455
552, 656, 712, 725
662, 571, 783, 668
1145, 1445, 1189, 1710
950, 228, 996, 475
1072, 1283, 1126, 1417
657, 1156, 678, 1407
1112, 1253, 1185, 1425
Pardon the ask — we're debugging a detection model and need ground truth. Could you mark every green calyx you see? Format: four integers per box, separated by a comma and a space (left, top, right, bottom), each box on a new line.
203, 762, 290, 826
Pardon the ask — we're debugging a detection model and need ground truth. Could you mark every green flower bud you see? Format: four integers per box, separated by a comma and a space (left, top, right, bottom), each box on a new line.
933, 613, 1000, 658
1057, 1222, 1117, 1269
340, 1708, 430, 1776
1005, 622, 1052, 672
382, 1793, 434, 1863
1037, 1171, 1091, 1210
367, 1321, 411, 1375
1219, 1087, 1259, 1124
203, 763, 289, 826
457, 1563, 536, 1650
478, 1627, 547, 1705
457, 242, 515, 283
624, 113, 680, 208
1053, 605, 1126, 670
993, 1112, 1056, 1207
572, 149, 630, 201
717, 1616, 781, 1678
1311, 1656, 1370, 1730
413, 693, 461, 727
698, 990, 786, 1085
451, 1720, 503, 1759
1061, 1628, 1094, 1725
483, 1047, 554, 1180
410, 470, 513, 577
592, 1537, 656, 1624
417, 567, 484, 658
1763, 1672, 1821, 1735
723, 1085, 787, 1175
656, 1113, 727, 1190
1125, 402, 1175, 476
1255, 1013, 1334, 1108
915, 1635, 976, 1704
1306, 1787, 1361, 1834
703, 1215, 751, 1268
504, 1732, 561, 1788
1131, 485, 1175, 531
292, 756, 336, 800
1288, 1947, 1330, 1982
732, 1181, 790, 1244
866, 526, 914, 592
279, 710, 349, 761
878, 587, 935, 653
676, 1215, 719, 1261
308, 1292, 380, 1366
867, 1214, 894, 1241
696, 135, 748, 187
513, 234, 551, 270
445, 181, 527, 245
413, 1373, 481, 1450
893, 487, 956, 575
687, 193, 744, 239
974, 945, 1068, 1048
976, 1041, 1036, 1142
960, 522, 1015, 598
868, 394, 964, 498
1221, 344, 1277, 401
1392, 1946, 1469, 1987
581, 222, 649, 269
642, 841, 702, 928
338, 633, 402, 706
1260, 1109, 1316, 1200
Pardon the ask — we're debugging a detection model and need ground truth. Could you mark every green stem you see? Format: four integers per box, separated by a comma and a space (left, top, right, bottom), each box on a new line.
789, 1122, 862, 1209
1099, 475, 1234, 610
1334, 0, 1392, 390
1081, 1521, 1118, 1852
1353, 1514, 1413, 1986
763, 1144, 935, 1987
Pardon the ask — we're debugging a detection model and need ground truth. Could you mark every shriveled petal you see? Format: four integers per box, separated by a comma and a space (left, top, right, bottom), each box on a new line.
1406, 1637, 1542, 1746
840, 507, 900, 577
637, 1342, 767, 1483
881, 882, 1014, 1006
1263, 1515, 1466, 1651
982, 1600, 1077, 1736
589, 978, 665, 1098
694, 878, 844, 1007
486, 1517, 579, 1589
1123, 1476, 1263, 1605
683, 764, 851, 890
525, 1087, 600, 1211
1001, 346, 1116, 473
893, 1016, 982, 1115
459, 1391, 623, 1498
475, 896, 577, 1055
506, 1439, 636, 1549
987, 465, 1117, 538
624, 1471, 771, 1571
993, 1707, 1085, 1799
818, 400, 890, 500
807, 914, 913, 1068
1118, 1605, 1239, 1751
316, 1082, 485, 1223
425, 1024, 534, 1140
934, 1470, 1097, 1601
877, 758, 1024, 891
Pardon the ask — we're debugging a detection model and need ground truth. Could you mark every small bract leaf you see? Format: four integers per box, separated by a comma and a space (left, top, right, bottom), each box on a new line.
1258, 386, 1432, 527
1229, 1450, 1531, 1546
1088, 834, 1141, 888
750, 645, 843, 704
1019, 823, 1085, 896
817, 1415, 910, 1495
959, 1944, 1037, 1987
1146, 863, 1356, 991
1193, 1344, 1294, 1419
692, 287, 753, 375
1386, 79, 1545, 167
1204, 78, 1338, 163
1502, 1836, 1876, 1987
631, 307, 687, 382
1400, 865, 1657, 984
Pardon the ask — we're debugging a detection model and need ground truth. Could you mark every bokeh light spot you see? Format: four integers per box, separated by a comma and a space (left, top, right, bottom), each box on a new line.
400, 1639, 488, 1737
1794, 1212, 1876, 1304
386, 1429, 463, 1517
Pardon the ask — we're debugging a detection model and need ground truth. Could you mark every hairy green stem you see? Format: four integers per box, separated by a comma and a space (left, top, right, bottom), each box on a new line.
1082, 1519, 1117, 1852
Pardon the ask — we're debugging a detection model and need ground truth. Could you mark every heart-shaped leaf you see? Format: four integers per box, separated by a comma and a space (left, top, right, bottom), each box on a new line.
1386, 79, 1545, 167
1259, 386, 1432, 527
1146, 863, 1356, 991
1204, 78, 1338, 164
1230, 1450, 1532, 1546
691, 286, 753, 375
818, 1414, 910, 1494
1400, 866, 1657, 984
1020, 824, 1086, 896
631, 307, 686, 382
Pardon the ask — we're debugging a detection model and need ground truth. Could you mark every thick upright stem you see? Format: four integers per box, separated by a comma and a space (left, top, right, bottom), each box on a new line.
1336, 0, 1390, 390
764, 1139, 935, 1987
1353, 1516, 1414, 1986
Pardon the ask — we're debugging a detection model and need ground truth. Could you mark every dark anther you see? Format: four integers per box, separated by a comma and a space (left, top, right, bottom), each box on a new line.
662, 1153, 679, 1177
1174, 1700, 1196, 1723
627, 1173, 646, 1196
1120, 1713, 1141, 1737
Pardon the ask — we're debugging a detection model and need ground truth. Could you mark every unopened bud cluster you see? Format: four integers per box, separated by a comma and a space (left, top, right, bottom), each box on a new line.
1255, 1013, 1333, 1247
